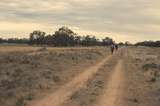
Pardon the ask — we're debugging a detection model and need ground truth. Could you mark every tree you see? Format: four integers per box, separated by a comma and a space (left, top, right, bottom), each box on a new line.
74, 36, 82, 46
135, 41, 160, 47
102, 37, 114, 46
0, 38, 3, 43
53, 27, 76, 46
118, 42, 124, 46
125, 41, 132, 46
81, 35, 100, 46
29, 30, 46, 44
44, 34, 54, 45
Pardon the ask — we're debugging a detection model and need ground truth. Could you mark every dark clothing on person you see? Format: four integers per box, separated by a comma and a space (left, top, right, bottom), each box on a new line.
115, 45, 118, 50
110, 45, 114, 54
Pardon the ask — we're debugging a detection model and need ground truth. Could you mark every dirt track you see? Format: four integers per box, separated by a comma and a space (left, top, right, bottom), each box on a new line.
25, 47, 160, 106
94, 60, 124, 106
26, 55, 112, 106
1, 46, 159, 106
26, 49, 126, 106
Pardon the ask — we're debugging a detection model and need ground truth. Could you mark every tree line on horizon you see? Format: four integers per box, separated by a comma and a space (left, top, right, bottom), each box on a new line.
29, 26, 115, 46
0, 27, 115, 46
0, 26, 159, 47
135, 41, 160, 47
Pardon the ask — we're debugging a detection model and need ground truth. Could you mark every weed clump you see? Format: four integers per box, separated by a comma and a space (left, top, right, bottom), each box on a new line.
143, 63, 160, 83
142, 63, 160, 70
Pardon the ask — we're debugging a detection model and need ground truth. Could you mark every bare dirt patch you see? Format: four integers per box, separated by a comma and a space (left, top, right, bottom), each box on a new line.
63, 50, 121, 106
94, 60, 124, 106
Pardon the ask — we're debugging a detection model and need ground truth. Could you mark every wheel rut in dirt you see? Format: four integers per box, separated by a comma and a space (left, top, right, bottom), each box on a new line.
94, 60, 125, 106
26, 55, 112, 106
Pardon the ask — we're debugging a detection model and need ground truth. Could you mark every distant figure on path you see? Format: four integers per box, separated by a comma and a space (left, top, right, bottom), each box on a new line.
110, 44, 115, 54
115, 44, 118, 51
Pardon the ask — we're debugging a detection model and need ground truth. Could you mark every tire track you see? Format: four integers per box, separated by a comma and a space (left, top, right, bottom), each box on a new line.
26, 55, 112, 106
94, 60, 125, 106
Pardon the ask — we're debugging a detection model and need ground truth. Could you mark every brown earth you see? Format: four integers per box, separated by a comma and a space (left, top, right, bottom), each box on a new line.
0, 46, 160, 106
93, 60, 124, 106
0, 46, 109, 106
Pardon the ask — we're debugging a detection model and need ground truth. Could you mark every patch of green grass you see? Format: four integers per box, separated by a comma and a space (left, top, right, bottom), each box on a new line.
16, 97, 25, 106
16, 95, 33, 106
142, 63, 160, 70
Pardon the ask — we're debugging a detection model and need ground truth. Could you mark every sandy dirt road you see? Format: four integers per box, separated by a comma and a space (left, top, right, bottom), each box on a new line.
94, 60, 124, 106
0, 47, 159, 106
26, 55, 112, 106
26, 47, 160, 106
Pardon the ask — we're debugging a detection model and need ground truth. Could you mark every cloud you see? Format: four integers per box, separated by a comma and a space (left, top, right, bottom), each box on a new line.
0, 0, 160, 42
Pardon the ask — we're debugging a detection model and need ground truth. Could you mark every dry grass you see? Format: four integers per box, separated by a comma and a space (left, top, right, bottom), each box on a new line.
0, 46, 108, 106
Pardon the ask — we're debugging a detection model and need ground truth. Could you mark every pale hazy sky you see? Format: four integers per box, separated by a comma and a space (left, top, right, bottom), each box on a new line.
0, 0, 160, 43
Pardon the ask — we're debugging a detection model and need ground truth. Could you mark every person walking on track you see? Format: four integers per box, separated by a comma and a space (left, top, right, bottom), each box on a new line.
110, 44, 115, 54
115, 44, 118, 51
